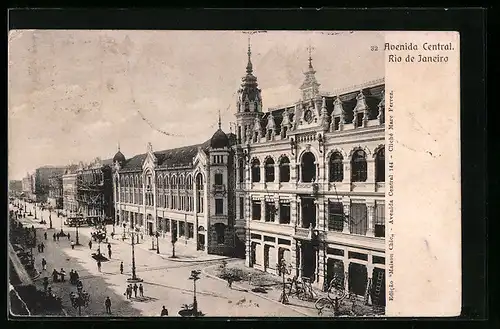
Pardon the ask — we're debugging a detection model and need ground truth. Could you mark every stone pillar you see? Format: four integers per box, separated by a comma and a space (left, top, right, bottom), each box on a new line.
297, 199, 302, 227
343, 259, 350, 293
367, 158, 375, 186
318, 198, 325, 231
297, 241, 302, 277
245, 195, 252, 267
365, 263, 374, 305
297, 163, 302, 183
367, 201, 375, 237
261, 199, 266, 221
318, 245, 326, 290
291, 197, 298, 227
275, 198, 280, 223
290, 160, 297, 182
343, 160, 351, 186
342, 199, 350, 234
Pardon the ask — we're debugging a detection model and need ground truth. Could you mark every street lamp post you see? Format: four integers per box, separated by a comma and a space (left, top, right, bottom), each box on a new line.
49, 208, 53, 229
277, 258, 291, 304
75, 221, 80, 245
189, 270, 201, 315
127, 219, 142, 283
156, 231, 160, 254
34, 203, 37, 220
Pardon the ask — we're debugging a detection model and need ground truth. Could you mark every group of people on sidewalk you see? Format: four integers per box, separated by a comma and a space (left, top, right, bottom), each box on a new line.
125, 283, 145, 299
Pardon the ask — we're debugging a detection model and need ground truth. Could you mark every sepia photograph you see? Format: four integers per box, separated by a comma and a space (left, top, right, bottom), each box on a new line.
8, 30, 388, 317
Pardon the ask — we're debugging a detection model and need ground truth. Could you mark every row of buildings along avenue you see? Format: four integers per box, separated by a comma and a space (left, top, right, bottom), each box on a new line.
18, 45, 386, 307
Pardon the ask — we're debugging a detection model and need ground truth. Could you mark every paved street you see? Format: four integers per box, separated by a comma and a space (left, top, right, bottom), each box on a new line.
17, 202, 304, 317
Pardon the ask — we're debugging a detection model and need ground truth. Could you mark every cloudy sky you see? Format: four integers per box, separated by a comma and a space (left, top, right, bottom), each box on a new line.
8, 30, 384, 180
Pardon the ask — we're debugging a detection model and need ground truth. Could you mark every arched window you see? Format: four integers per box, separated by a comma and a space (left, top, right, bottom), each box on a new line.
375, 147, 385, 182
196, 173, 204, 213
157, 175, 163, 189
279, 156, 290, 182
171, 176, 177, 189
165, 176, 169, 189
186, 175, 193, 190
245, 102, 250, 112
351, 150, 367, 182
329, 152, 344, 182
264, 157, 275, 182
238, 159, 245, 183
179, 176, 185, 190
301, 152, 316, 183
251, 159, 261, 183
214, 223, 226, 244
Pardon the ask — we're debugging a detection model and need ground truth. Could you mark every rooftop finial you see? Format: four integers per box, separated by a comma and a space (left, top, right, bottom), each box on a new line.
307, 43, 314, 69
246, 35, 253, 74
218, 109, 222, 129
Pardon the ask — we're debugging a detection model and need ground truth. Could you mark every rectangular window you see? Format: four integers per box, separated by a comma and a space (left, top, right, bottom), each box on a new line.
374, 202, 385, 238
373, 256, 385, 264
179, 221, 185, 236
327, 247, 344, 256
165, 219, 170, 232
214, 173, 223, 186
328, 201, 344, 232
277, 238, 291, 246
250, 233, 261, 240
348, 251, 368, 261
215, 199, 224, 215
265, 202, 275, 222
279, 203, 290, 224
252, 201, 261, 220
187, 223, 194, 239
264, 236, 275, 243
239, 197, 244, 219
349, 203, 368, 235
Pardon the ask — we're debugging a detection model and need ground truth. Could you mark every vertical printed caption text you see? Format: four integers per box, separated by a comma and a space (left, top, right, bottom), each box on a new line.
387, 90, 395, 302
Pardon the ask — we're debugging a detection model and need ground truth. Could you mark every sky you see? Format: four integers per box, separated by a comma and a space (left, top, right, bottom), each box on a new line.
8, 30, 384, 180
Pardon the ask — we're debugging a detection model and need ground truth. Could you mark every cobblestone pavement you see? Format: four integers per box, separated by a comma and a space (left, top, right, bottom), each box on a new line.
17, 204, 304, 317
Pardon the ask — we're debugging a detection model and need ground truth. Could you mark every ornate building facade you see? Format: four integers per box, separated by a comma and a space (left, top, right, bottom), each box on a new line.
233, 46, 386, 306
112, 131, 242, 256
108, 43, 385, 306
62, 166, 79, 214
47, 175, 63, 209
76, 158, 114, 221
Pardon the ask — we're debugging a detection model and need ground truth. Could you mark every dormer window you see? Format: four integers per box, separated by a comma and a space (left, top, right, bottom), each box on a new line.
333, 117, 341, 131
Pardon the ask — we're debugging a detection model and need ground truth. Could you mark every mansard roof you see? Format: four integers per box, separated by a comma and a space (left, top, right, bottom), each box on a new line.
259, 82, 385, 132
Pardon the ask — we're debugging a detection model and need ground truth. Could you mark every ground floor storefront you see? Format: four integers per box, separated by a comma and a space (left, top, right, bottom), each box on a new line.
246, 231, 386, 307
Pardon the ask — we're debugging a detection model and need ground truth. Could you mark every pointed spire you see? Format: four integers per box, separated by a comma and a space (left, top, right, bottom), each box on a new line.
117, 142, 120, 152
218, 110, 221, 129
308, 44, 313, 69
246, 35, 253, 74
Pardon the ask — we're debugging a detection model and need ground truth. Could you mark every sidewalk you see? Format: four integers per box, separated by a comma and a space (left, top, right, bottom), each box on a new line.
202, 260, 322, 317
202, 260, 384, 317
104, 225, 229, 263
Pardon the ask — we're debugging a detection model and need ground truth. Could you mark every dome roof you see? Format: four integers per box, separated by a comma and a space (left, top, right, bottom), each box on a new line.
210, 128, 229, 149
113, 150, 126, 164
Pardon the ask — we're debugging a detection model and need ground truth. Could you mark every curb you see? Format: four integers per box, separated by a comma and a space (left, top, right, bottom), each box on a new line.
201, 264, 312, 317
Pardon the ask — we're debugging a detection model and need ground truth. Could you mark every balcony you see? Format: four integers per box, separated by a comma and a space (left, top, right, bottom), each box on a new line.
293, 227, 312, 240
249, 220, 294, 236
211, 184, 227, 196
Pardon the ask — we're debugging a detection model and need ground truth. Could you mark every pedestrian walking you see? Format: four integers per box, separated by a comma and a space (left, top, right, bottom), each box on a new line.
127, 285, 132, 299
37, 244, 41, 253
44, 232, 47, 240
133, 283, 138, 298
108, 249, 112, 259
160, 306, 168, 316
105, 297, 112, 314
42, 277, 49, 292
120, 262, 123, 274
227, 275, 233, 289
88, 240, 93, 249
139, 283, 144, 297
53, 233, 56, 241
56, 234, 59, 241
67, 233, 70, 240
41, 258, 47, 271
71, 240, 75, 249
97, 260, 102, 272
40, 242, 45, 252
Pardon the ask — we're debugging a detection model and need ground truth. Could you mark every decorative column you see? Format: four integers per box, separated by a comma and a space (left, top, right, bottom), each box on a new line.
342, 199, 350, 234
367, 201, 375, 237
290, 197, 298, 227
290, 160, 297, 183
245, 195, 252, 267
317, 245, 326, 290
297, 241, 302, 277
318, 198, 325, 231
367, 158, 376, 189
297, 198, 301, 227
343, 160, 351, 187
260, 198, 266, 222
275, 198, 280, 223
343, 259, 350, 293
365, 263, 374, 305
